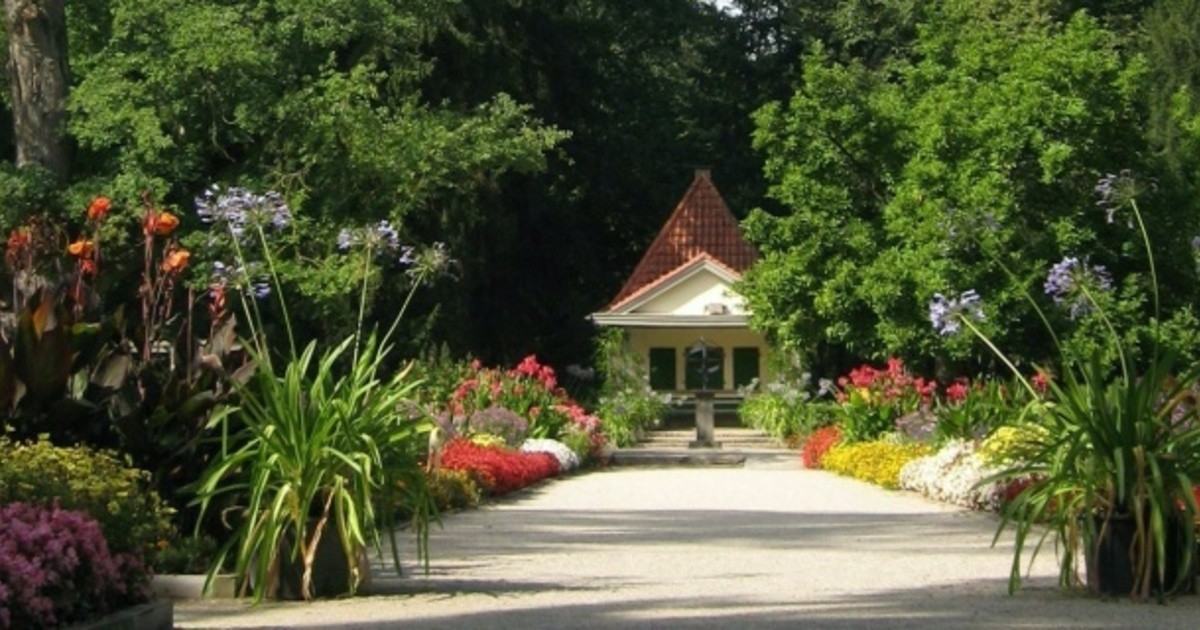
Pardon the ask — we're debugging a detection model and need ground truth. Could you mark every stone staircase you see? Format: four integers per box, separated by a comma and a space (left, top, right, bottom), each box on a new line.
610, 426, 797, 468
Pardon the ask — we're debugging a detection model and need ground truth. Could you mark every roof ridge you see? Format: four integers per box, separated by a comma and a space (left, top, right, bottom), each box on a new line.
607, 172, 756, 309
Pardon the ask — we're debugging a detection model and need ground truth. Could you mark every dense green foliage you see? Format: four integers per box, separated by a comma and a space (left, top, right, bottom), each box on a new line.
739, 0, 1200, 375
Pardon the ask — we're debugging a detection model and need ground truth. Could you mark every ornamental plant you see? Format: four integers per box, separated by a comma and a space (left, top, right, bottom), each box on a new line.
800, 425, 842, 469
594, 328, 668, 447
466, 406, 529, 446
0, 192, 247, 542
822, 440, 932, 489
0, 437, 172, 565
899, 439, 1009, 511
0, 503, 150, 629
834, 358, 937, 442
930, 170, 1200, 599
520, 438, 582, 472
449, 356, 570, 439
931, 377, 1030, 445
191, 186, 444, 601
739, 374, 838, 442
440, 438, 561, 496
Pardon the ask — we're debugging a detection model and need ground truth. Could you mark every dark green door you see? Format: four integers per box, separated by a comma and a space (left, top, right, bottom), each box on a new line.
733, 347, 760, 389
648, 347, 676, 391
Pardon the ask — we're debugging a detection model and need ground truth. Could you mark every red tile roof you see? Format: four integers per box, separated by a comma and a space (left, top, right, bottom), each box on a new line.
608, 170, 757, 310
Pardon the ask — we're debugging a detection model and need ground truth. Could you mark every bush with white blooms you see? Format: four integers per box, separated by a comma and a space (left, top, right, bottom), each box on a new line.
520, 438, 581, 472
899, 439, 1007, 511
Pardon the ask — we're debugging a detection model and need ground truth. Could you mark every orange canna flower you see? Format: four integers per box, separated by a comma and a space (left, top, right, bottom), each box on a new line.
7, 228, 30, 252
87, 196, 111, 221
154, 211, 180, 236
162, 248, 190, 273
67, 239, 95, 259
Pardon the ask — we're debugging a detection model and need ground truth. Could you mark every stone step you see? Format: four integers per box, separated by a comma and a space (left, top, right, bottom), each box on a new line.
609, 448, 797, 468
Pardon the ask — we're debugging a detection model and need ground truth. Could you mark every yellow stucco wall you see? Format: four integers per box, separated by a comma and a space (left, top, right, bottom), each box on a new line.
626, 327, 774, 394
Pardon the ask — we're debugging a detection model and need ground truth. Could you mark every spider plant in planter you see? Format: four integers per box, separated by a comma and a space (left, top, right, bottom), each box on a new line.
189, 189, 442, 601
930, 171, 1200, 600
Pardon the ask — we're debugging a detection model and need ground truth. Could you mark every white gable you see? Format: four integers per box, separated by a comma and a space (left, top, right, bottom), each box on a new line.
625, 264, 746, 316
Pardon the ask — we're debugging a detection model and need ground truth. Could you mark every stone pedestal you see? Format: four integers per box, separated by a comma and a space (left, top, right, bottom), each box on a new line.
689, 392, 721, 449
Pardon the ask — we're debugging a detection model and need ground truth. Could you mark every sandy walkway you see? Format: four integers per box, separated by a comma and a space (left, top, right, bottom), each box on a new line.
176, 463, 1200, 628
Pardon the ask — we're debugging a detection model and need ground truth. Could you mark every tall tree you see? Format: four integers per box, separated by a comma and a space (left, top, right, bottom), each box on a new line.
417, 0, 765, 367
4, 0, 69, 180
741, 0, 1176, 375
1145, 0, 1200, 176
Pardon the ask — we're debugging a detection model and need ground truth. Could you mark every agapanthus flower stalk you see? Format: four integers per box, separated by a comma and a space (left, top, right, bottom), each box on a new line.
929, 290, 985, 336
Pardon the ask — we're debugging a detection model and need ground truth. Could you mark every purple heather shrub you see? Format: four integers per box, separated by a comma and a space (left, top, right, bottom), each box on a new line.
466, 406, 529, 446
0, 502, 148, 629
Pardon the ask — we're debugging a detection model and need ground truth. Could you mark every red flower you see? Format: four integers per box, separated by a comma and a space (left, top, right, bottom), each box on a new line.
801, 425, 842, 469
440, 439, 560, 495
946, 379, 969, 404
1031, 370, 1051, 394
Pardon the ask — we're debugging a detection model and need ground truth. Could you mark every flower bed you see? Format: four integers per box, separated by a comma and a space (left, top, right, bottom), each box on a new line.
520, 438, 582, 472
822, 440, 931, 489
898, 439, 1007, 511
440, 439, 561, 496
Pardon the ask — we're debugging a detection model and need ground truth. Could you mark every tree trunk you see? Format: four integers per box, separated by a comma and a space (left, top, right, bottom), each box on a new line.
4, 0, 69, 181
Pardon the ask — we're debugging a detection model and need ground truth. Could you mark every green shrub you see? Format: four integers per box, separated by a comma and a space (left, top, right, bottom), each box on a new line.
822, 440, 932, 489
426, 469, 481, 512
739, 389, 836, 441
594, 329, 668, 447
558, 428, 593, 462
596, 389, 667, 447
0, 436, 173, 560
153, 534, 219, 574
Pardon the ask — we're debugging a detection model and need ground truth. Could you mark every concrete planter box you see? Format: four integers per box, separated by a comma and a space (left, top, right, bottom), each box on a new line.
151, 573, 237, 600
68, 599, 172, 630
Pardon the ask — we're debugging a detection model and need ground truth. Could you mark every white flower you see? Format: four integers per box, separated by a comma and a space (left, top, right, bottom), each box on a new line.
520, 438, 581, 472
900, 440, 1008, 511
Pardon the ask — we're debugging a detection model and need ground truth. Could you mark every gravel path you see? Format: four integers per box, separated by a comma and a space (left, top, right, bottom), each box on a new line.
176, 462, 1200, 628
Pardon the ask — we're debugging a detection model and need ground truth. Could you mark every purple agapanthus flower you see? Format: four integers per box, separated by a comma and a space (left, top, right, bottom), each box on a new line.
929, 290, 985, 336
251, 279, 271, 300
335, 220, 416, 265
195, 185, 291, 237
1095, 170, 1154, 227
1044, 256, 1112, 319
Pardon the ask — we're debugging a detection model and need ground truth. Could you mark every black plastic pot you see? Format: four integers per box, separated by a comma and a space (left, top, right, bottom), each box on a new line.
1085, 511, 1195, 597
